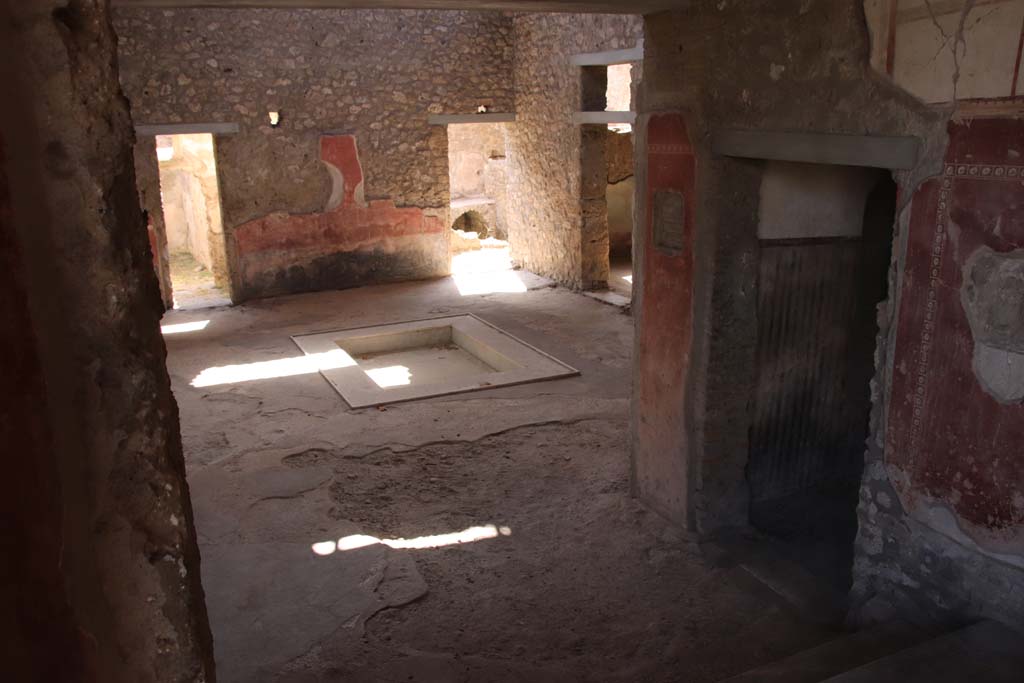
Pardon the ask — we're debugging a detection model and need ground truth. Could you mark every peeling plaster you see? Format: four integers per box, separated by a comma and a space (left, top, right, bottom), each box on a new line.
962, 245, 1024, 403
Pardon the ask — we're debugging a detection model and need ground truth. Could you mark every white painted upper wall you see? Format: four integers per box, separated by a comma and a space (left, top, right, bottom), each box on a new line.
868, 0, 1024, 105
606, 63, 632, 111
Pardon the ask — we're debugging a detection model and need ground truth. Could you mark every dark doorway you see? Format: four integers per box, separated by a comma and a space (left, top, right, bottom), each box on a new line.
747, 167, 897, 596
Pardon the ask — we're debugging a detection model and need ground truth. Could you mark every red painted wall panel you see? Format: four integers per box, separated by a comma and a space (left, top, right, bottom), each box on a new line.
887, 119, 1024, 556
231, 135, 447, 300
634, 113, 697, 523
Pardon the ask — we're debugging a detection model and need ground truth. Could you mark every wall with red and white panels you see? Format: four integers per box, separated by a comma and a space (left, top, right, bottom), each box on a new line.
856, 0, 1024, 628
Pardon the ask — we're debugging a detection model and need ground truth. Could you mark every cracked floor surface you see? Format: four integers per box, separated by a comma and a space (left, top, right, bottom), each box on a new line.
163, 273, 836, 682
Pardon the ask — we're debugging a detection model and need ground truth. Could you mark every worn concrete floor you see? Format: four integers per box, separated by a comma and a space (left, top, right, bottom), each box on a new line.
162, 269, 838, 682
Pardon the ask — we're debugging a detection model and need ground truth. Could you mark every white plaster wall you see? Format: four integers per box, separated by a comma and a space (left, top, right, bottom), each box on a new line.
870, 0, 1024, 104
758, 162, 881, 240
606, 63, 632, 111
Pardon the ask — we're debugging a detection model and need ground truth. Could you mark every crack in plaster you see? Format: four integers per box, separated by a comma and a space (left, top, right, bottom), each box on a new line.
922, 0, 978, 108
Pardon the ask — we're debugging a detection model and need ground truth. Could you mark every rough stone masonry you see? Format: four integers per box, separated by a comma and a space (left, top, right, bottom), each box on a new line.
115, 8, 515, 300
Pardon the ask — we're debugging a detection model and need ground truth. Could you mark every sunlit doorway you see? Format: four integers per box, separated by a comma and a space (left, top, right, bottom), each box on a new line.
155, 133, 232, 309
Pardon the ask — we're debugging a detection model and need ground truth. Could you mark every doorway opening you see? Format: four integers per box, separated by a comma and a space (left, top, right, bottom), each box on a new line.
446, 122, 513, 288
155, 133, 232, 309
606, 63, 634, 298
746, 164, 897, 596
579, 60, 636, 298
606, 63, 632, 134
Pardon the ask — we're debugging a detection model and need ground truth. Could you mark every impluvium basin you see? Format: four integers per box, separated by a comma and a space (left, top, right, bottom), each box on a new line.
291, 314, 578, 408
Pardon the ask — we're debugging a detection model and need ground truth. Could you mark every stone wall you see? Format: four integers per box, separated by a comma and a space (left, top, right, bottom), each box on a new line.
115, 8, 514, 300
506, 12, 642, 287
633, 0, 1024, 631
0, 1, 214, 680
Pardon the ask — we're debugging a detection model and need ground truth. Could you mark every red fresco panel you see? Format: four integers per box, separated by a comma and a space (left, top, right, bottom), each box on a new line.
887, 119, 1024, 555
232, 134, 446, 290
635, 113, 697, 523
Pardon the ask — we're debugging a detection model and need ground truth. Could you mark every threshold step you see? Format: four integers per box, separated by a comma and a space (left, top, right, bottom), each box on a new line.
822, 620, 1024, 683
583, 290, 631, 309
721, 621, 928, 683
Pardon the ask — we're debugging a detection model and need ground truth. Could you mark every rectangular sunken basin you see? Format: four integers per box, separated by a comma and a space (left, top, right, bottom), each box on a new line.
291, 314, 578, 408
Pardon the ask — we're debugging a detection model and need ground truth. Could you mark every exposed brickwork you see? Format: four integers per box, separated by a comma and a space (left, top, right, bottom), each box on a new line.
506, 13, 641, 287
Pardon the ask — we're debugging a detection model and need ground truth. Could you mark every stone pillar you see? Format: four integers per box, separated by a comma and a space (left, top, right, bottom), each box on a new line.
0, 1, 215, 680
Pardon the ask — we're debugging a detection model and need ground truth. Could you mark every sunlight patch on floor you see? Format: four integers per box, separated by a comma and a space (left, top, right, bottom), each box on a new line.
312, 525, 513, 556
191, 349, 357, 387
451, 246, 527, 296
162, 319, 210, 335
364, 365, 413, 388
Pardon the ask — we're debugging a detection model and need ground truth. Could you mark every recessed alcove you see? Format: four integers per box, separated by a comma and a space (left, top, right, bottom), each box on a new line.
708, 133, 905, 597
